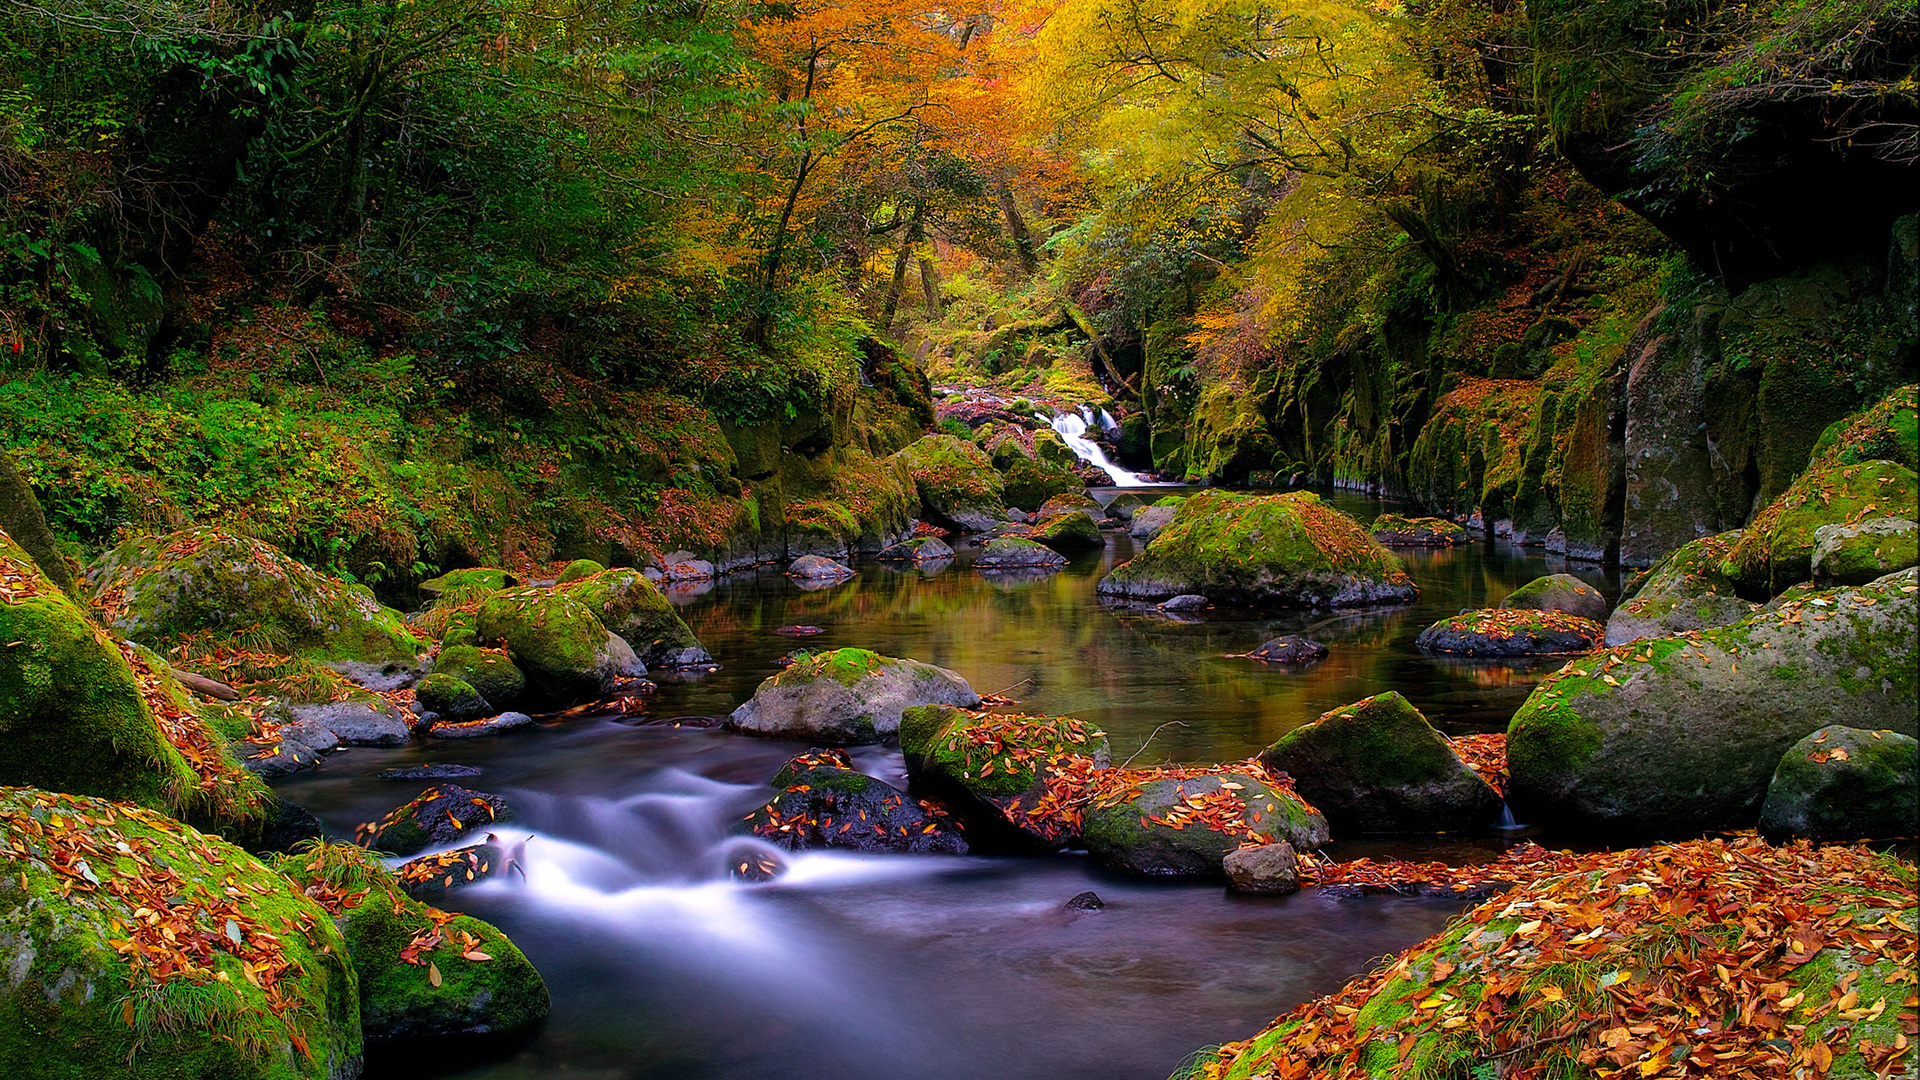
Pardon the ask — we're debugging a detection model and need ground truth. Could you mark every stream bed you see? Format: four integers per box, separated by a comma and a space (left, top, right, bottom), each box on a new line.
276, 490, 1618, 1080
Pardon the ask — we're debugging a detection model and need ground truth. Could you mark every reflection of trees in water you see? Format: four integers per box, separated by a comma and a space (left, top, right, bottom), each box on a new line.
1422, 655, 1565, 689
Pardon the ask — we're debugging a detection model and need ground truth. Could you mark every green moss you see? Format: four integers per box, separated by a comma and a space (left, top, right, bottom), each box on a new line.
415, 672, 488, 718
432, 645, 526, 706
1031, 510, 1103, 551
474, 586, 617, 698
555, 568, 704, 663
555, 559, 605, 583
1729, 459, 1920, 595
419, 568, 514, 601
1268, 693, 1453, 789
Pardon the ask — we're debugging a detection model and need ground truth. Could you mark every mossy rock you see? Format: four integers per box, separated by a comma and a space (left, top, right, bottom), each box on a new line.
973, 536, 1067, 571
1081, 771, 1329, 877
555, 558, 605, 583
727, 647, 980, 745
1414, 608, 1602, 657
1810, 517, 1919, 586
1803, 383, 1919, 473
1606, 530, 1759, 644
275, 843, 548, 1044
415, 673, 489, 722
1037, 493, 1101, 516
1725, 459, 1920, 596
1259, 692, 1503, 835
1758, 726, 1919, 842
1030, 510, 1104, 552
1178, 838, 1916, 1080
1499, 573, 1609, 620
1128, 504, 1177, 541
0, 448, 76, 596
554, 568, 711, 667
898, 705, 1110, 850
474, 587, 644, 703
1031, 426, 1078, 469
1507, 568, 1919, 837
0, 789, 361, 1080
87, 527, 427, 664
1096, 491, 1417, 608
737, 749, 967, 854
419, 567, 517, 603
875, 537, 955, 563
1001, 456, 1087, 512
888, 435, 1006, 533
370, 784, 513, 856
1368, 514, 1470, 547
431, 645, 525, 708
0, 531, 269, 831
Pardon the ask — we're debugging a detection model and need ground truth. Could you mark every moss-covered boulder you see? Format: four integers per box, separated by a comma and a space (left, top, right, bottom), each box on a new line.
0, 448, 76, 595
1605, 530, 1759, 644
369, 784, 513, 856
553, 568, 711, 668
1082, 769, 1328, 877
1810, 517, 1919, 586
0, 531, 269, 830
87, 527, 426, 664
1415, 608, 1604, 657
1758, 726, 1919, 842
876, 537, 955, 563
1128, 503, 1178, 541
889, 435, 1006, 533
277, 843, 549, 1044
1368, 514, 1470, 546
419, 567, 516, 602
1177, 838, 1916, 1080
1001, 456, 1086, 512
1030, 510, 1103, 552
1258, 693, 1503, 835
726, 647, 980, 745
555, 558, 604, 583
474, 586, 645, 702
1096, 491, 1417, 608
414, 673, 489, 721
0, 789, 361, 1079
432, 644, 526, 707
1498, 573, 1609, 620
899, 706, 1111, 850
1507, 569, 1919, 836
973, 536, 1066, 571
1725, 458, 1920, 595
1037, 493, 1101, 517
737, 749, 967, 854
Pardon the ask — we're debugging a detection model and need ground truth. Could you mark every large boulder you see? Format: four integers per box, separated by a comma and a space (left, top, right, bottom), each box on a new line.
973, 536, 1066, 571
899, 705, 1111, 850
432, 644, 526, 707
0, 530, 269, 830
277, 842, 549, 1044
1506, 569, 1919, 836
1001, 456, 1086, 512
1605, 530, 1759, 644
1810, 517, 1918, 586
738, 749, 968, 854
889, 435, 1006, 533
1498, 573, 1609, 620
1258, 692, 1503, 835
1758, 725, 1918, 842
0, 448, 75, 595
1030, 510, 1103, 552
369, 785, 513, 856
1415, 608, 1604, 657
554, 568, 712, 667
1096, 491, 1417, 608
1128, 503, 1178, 541
0, 789, 361, 1079
415, 672, 491, 721
1081, 768, 1329, 877
1725, 458, 1919, 595
475, 586, 646, 702
86, 526, 426, 663
727, 647, 980, 744
786, 555, 855, 584
1368, 514, 1470, 546
419, 567, 516, 602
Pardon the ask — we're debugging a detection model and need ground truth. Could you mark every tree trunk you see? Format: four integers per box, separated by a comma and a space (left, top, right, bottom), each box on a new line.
919, 256, 941, 318
997, 179, 1038, 273
880, 205, 925, 329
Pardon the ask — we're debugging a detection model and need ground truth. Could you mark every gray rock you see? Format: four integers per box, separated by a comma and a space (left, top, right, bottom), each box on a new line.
1759, 726, 1919, 842
1499, 573, 1610, 621
1508, 568, 1919, 836
370, 784, 513, 855
876, 537, 955, 562
238, 739, 323, 778
1248, 636, 1327, 665
291, 698, 412, 747
323, 660, 421, 693
1159, 594, 1209, 611
1605, 530, 1758, 645
428, 711, 535, 739
655, 551, 716, 581
1416, 608, 1605, 656
1224, 842, 1300, 895
1811, 517, 1919, 586
1082, 772, 1329, 877
728, 648, 980, 745
277, 714, 341, 754
377, 764, 482, 780
1129, 504, 1177, 541
787, 555, 856, 582
974, 537, 1067, 571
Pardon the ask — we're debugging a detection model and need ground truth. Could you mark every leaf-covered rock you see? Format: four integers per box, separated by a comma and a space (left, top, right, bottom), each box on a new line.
1259, 692, 1503, 835
1606, 530, 1759, 644
1498, 573, 1609, 620
727, 647, 980, 745
1415, 608, 1604, 657
1081, 765, 1329, 877
369, 785, 513, 856
1368, 514, 1470, 546
1096, 491, 1416, 608
738, 748, 967, 854
1810, 517, 1919, 586
1759, 725, 1919, 842
1029, 509, 1103, 552
898, 705, 1111, 850
973, 536, 1067, 570
889, 434, 1006, 533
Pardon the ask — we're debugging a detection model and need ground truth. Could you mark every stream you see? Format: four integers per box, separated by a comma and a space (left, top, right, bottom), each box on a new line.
275, 490, 1619, 1080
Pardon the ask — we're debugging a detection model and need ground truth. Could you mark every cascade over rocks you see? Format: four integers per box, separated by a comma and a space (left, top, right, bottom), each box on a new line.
727, 647, 980, 744
1758, 726, 1919, 843
1507, 569, 1919, 837
1097, 491, 1416, 608
1259, 692, 1503, 835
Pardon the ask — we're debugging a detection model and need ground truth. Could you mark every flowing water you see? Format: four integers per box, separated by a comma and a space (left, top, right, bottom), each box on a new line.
275, 490, 1618, 1080
1044, 408, 1155, 487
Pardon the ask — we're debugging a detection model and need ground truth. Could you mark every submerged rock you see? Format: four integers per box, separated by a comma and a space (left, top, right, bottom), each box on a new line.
0, 789, 361, 1079
1063, 890, 1105, 911
1259, 692, 1502, 835
1247, 636, 1327, 664
428, 711, 535, 739
1506, 569, 1919, 836
369, 784, 513, 856
1081, 770, 1329, 877
727, 647, 980, 744
1605, 530, 1758, 645
1368, 514, 1471, 546
1758, 726, 1919, 842
1499, 573, 1609, 620
974, 536, 1067, 570
555, 567, 713, 668
1223, 842, 1300, 895
739, 748, 968, 854
1810, 517, 1919, 586
899, 705, 1111, 850
378, 763, 482, 780
1096, 491, 1417, 608
1416, 608, 1605, 657
475, 586, 646, 702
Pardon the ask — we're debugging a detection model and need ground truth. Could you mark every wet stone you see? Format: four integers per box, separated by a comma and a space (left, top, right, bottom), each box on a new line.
1064, 891, 1105, 911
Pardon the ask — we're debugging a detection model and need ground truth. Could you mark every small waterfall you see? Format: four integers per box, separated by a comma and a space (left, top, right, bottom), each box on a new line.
1044, 407, 1151, 488
1494, 802, 1524, 831
1097, 408, 1119, 433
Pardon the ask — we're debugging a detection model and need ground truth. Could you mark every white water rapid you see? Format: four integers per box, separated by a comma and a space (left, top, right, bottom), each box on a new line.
1042, 407, 1152, 487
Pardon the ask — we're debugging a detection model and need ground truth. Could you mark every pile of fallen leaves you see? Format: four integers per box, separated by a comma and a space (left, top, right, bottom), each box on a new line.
112, 640, 259, 803
0, 789, 319, 1038
0, 545, 52, 602
933, 709, 1102, 784
1303, 841, 1568, 897
1430, 607, 1604, 646
1191, 836, 1918, 1080
1448, 732, 1508, 795
284, 843, 495, 985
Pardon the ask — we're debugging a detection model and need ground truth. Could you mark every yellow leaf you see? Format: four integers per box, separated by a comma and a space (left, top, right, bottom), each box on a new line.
428, 961, 442, 987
